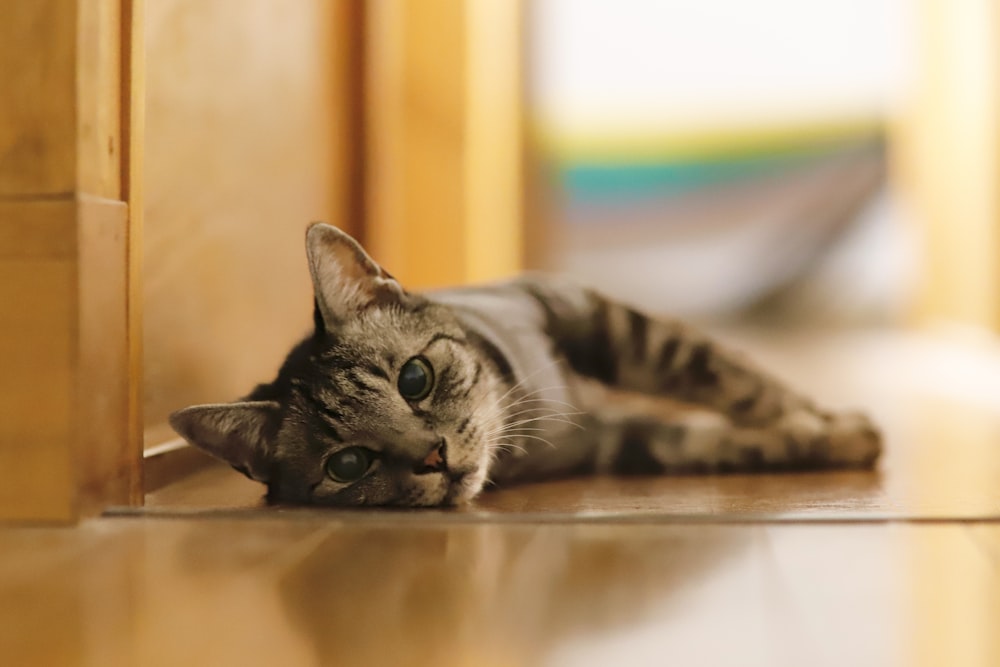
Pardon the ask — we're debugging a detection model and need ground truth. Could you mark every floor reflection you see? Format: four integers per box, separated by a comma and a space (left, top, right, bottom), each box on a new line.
274, 523, 747, 667
908, 526, 1000, 667
3, 519, 998, 665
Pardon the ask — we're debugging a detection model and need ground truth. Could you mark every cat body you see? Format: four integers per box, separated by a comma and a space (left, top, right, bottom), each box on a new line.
170, 224, 881, 507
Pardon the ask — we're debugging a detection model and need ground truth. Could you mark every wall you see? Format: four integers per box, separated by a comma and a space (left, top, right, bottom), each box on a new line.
142, 1, 359, 444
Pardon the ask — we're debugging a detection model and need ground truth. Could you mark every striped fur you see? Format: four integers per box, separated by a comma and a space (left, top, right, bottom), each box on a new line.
170, 224, 882, 507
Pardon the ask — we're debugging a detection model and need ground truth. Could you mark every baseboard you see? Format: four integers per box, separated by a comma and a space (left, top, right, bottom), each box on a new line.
144, 437, 216, 493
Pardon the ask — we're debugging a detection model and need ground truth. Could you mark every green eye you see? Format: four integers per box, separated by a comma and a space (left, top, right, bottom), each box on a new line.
325, 447, 372, 483
398, 356, 434, 401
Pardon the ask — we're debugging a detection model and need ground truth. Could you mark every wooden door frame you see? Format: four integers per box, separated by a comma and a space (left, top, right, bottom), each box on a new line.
0, 0, 526, 520
0, 0, 144, 521
365, 0, 525, 288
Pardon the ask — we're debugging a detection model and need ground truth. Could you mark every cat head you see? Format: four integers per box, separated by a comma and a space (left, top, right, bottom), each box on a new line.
169, 223, 504, 507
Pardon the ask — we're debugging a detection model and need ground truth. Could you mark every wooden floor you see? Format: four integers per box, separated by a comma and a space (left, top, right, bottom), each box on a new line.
2, 517, 997, 666
3, 327, 1000, 666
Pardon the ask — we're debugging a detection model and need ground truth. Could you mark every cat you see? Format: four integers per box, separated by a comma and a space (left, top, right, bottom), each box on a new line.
170, 223, 882, 507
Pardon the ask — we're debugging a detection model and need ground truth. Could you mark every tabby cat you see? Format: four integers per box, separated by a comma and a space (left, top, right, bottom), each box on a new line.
170, 223, 882, 507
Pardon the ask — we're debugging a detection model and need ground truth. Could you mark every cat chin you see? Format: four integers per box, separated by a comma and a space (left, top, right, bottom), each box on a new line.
378, 471, 482, 507
401, 473, 485, 507
442, 466, 489, 506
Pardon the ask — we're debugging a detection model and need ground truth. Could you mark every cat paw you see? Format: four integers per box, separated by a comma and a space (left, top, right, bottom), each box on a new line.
827, 411, 883, 468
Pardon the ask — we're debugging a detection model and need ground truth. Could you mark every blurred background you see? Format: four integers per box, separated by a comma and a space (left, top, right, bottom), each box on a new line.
138, 0, 999, 452
528, 0, 913, 324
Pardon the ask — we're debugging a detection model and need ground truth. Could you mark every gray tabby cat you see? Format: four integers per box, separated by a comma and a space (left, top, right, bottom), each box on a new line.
170, 223, 882, 507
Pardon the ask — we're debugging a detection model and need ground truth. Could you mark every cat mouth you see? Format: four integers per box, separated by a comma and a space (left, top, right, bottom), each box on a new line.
443, 467, 481, 505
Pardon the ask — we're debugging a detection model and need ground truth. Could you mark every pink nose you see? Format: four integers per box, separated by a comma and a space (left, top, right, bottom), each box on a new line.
414, 440, 448, 475
422, 443, 445, 470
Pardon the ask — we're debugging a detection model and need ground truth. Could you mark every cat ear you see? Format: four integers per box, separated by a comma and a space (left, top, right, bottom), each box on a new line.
169, 401, 281, 482
305, 222, 404, 328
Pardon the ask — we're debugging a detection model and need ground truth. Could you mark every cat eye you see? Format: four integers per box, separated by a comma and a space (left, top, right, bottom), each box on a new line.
325, 447, 373, 483
398, 356, 434, 401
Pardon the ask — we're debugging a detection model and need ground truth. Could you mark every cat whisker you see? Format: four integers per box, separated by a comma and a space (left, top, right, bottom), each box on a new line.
487, 441, 528, 455
482, 422, 581, 444
488, 361, 565, 410
500, 397, 583, 417
502, 400, 584, 417
490, 426, 550, 433
482, 421, 573, 440
500, 409, 585, 425
503, 389, 578, 405
497, 433, 558, 450
502, 388, 579, 412
484, 414, 585, 435
492, 384, 578, 418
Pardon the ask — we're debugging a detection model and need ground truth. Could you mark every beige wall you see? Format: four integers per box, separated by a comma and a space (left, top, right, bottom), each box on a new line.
142, 1, 360, 443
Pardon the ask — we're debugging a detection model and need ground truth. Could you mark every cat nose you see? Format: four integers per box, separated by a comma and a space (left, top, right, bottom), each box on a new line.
413, 438, 448, 475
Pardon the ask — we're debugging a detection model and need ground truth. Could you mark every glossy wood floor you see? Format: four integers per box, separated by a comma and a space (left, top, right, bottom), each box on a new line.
2, 518, 998, 666
4, 328, 1000, 666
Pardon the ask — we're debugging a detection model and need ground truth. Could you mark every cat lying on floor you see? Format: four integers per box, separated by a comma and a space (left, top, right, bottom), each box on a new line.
170, 223, 882, 507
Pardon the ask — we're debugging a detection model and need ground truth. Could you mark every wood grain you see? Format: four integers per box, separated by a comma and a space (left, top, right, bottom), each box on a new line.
0, 0, 139, 520
0, 517, 997, 665
77, 0, 123, 199
0, 203, 78, 521
122, 0, 146, 504
0, 0, 122, 199
0, 0, 78, 196
0, 198, 132, 521
366, 0, 465, 287
465, 0, 524, 282
141, 0, 356, 437
0, 198, 129, 520
76, 197, 132, 514
367, 0, 523, 288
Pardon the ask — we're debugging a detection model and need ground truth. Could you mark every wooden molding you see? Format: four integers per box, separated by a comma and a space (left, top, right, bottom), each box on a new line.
0, 197, 132, 520
0, 0, 142, 521
77, 196, 133, 514
122, 0, 146, 505
143, 439, 215, 494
